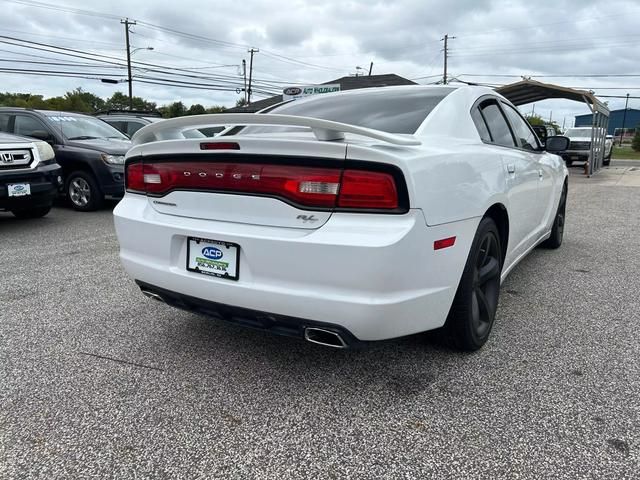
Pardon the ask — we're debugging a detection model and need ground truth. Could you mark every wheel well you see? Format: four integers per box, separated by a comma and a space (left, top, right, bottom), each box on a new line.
61, 161, 96, 179
485, 204, 509, 262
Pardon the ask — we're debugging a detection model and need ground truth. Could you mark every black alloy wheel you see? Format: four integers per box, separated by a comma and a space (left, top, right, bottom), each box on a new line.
542, 184, 567, 249
444, 217, 503, 351
471, 231, 501, 339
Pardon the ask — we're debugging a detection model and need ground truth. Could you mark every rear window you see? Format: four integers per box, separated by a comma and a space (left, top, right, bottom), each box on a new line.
240, 87, 456, 135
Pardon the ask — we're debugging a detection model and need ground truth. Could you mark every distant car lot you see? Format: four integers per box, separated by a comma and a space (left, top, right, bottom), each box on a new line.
0, 168, 637, 478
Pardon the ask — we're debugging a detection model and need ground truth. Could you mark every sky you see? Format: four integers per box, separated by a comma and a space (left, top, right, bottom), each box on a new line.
1, 0, 639, 126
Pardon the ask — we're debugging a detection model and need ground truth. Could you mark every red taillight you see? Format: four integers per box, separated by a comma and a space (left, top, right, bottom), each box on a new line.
338, 170, 398, 209
126, 162, 145, 192
126, 161, 402, 211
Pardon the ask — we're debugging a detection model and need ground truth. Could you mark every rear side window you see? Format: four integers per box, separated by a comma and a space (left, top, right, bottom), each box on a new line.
480, 102, 515, 148
126, 121, 145, 136
14, 115, 48, 137
0, 113, 10, 132
241, 87, 457, 135
502, 103, 540, 151
471, 108, 492, 143
105, 120, 125, 133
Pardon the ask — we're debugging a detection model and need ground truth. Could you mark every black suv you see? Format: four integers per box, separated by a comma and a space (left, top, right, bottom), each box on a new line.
0, 108, 131, 211
0, 132, 62, 218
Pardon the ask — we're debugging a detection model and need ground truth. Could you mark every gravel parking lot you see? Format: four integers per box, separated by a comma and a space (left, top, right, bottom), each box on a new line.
1, 169, 639, 479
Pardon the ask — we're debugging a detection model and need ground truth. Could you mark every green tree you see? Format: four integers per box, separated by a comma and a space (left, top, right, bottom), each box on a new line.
235, 97, 248, 108
187, 103, 206, 115
66, 87, 105, 112
103, 92, 157, 112
0, 92, 48, 109
632, 127, 640, 152
525, 114, 545, 126
161, 101, 187, 118
206, 105, 225, 114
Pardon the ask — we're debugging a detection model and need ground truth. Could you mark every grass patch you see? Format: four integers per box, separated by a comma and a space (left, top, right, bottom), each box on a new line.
612, 146, 640, 160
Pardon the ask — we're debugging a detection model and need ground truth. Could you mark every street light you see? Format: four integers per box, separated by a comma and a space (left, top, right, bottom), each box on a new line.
131, 46, 154, 55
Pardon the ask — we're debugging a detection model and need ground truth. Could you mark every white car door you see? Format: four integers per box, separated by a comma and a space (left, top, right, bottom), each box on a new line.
474, 100, 540, 262
501, 102, 555, 233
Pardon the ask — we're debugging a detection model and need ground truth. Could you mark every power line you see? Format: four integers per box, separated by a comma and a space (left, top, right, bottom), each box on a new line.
0, 35, 284, 91
0, 58, 126, 69
4, 0, 120, 20
457, 73, 640, 78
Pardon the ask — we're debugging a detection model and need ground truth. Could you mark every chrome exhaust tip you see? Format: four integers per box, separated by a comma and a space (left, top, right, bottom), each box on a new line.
141, 290, 165, 303
304, 327, 348, 349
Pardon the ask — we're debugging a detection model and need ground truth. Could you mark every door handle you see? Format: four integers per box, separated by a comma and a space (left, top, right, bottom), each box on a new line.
538, 169, 543, 179
507, 163, 516, 174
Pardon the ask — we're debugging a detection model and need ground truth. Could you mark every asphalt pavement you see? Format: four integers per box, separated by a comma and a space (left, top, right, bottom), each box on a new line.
1, 174, 638, 479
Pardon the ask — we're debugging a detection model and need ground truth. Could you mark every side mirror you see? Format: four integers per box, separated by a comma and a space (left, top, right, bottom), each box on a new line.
546, 135, 570, 153
30, 130, 53, 142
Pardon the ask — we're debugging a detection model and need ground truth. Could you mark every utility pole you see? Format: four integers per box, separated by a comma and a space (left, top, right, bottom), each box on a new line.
619, 93, 630, 146
441, 34, 455, 85
121, 18, 136, 110
247, 48, 259, 106
368, 61, 373, 76
242, 59, 247, 104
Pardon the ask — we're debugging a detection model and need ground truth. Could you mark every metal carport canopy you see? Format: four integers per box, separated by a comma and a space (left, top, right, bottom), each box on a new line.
495, 79, 609, 114
495, 79, 610, 175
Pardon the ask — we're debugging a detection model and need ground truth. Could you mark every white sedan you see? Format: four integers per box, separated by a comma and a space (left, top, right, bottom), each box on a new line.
114, 85, 569, 351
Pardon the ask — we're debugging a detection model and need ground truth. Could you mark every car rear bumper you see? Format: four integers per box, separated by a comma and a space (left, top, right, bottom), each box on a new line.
0, 163, 62, 210
135, 280, 365, 347
114, 194, 479, 341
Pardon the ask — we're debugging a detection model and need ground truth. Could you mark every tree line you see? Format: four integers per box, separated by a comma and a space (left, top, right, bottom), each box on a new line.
0, 88, 227, 117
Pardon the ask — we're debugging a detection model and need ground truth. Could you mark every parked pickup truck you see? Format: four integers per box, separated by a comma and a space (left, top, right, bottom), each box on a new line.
0, 132, 62, 218
562, 127, 613, 167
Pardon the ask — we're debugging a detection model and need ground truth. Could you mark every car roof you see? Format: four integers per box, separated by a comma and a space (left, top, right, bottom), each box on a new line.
0, 107, 92, 117
99, 114, 153, 121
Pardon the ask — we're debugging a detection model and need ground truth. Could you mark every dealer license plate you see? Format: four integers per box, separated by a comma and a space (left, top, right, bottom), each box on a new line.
8, 183, 30, 197
187, 237, 239, 280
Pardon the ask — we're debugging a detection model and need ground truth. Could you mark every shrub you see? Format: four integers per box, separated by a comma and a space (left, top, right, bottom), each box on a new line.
632, 129, 640, 152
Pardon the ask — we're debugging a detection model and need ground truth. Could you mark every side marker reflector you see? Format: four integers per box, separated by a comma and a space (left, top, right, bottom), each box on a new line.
434, 236, 456, 250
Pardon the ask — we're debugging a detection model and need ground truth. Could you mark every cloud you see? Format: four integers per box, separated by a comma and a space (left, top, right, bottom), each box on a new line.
0, 0, 637, 116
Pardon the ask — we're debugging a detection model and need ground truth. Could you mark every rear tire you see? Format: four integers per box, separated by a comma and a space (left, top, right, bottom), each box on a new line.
11, 206, 51, 218
603, 157, 611, 166
443, 217, 503, 351
541, 184, 567, 249
66, 171, 103, 211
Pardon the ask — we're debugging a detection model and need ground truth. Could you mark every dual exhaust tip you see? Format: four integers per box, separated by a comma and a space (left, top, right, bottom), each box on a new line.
141, 289, 165, 303
304, 327, 348, 349
140, 289, 348, 348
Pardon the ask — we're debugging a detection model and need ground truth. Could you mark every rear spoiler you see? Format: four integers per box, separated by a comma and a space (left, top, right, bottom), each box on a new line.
131, 113, 421, 147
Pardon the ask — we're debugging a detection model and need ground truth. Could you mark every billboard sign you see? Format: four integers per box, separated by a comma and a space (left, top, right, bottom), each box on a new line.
282, 84, 341, 101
